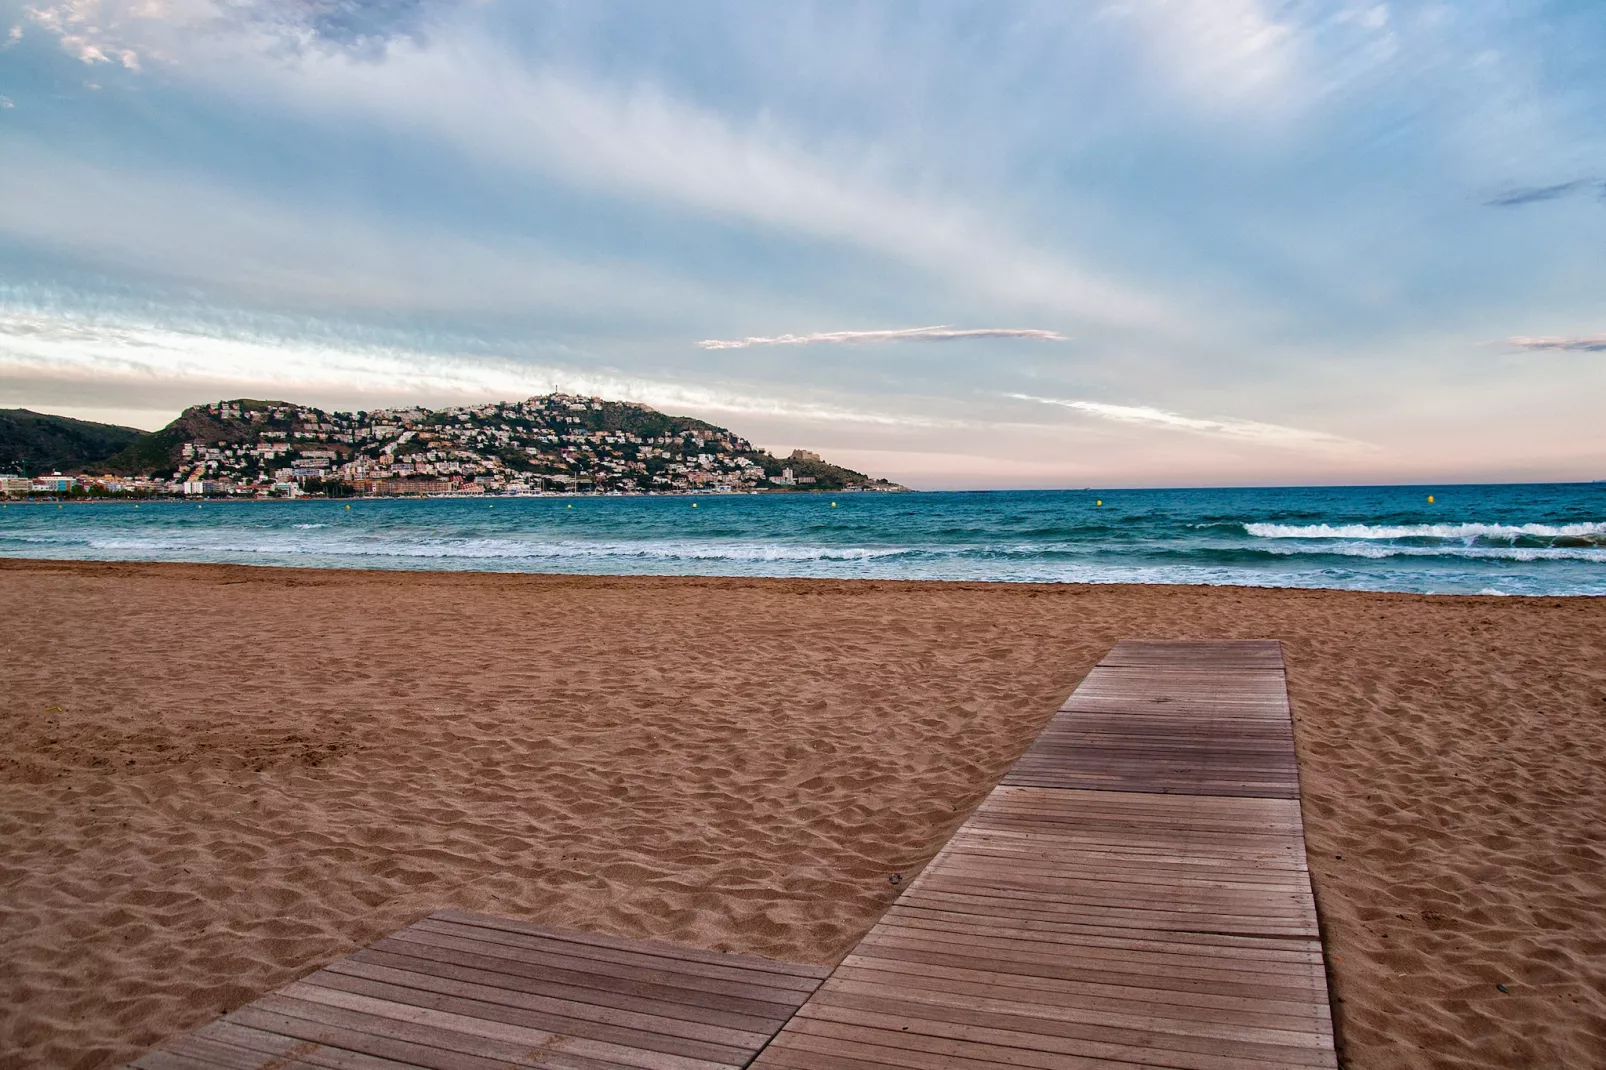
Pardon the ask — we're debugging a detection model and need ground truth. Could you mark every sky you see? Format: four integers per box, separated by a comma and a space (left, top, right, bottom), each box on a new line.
1, 1, 1603, 489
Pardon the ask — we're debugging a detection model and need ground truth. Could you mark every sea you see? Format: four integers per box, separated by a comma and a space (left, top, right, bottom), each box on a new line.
2, 483, 1603, 596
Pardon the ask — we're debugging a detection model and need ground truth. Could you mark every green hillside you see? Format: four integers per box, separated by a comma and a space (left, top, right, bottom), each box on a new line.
95, 401, 277, 476
0, 409, 146, 476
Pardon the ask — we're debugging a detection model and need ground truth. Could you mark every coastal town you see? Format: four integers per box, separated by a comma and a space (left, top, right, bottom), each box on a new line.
0, 395, 905, 498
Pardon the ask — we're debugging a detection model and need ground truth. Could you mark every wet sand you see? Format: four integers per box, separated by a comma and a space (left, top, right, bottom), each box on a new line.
0, 559, 1602, 1069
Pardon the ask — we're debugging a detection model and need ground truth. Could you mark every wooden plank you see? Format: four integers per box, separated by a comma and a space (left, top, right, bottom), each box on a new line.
815, 978, 1332, 1051
269, 982, 743, 1070
344, 946, 796, 1032
765, 1019, 1153, 1070
433, 910, 833, 979
791, 1001, 1332, 1070
179, 1022, 476, 1070
195, 1018, 545, 1070
860, 912, 1323, 970
839, 940, 1327, 1004
752, 640, 1337, 1069
128, 915, 823, 1070
380, 927, 813, 1009
239, 993, 665, 1070
292, 968, 769, 1064
365, 935, 801, 1022
833, 959, 1331, 1032
310, 956, 779, 1048
409, 918, 825, 993
881, 905, 1322, 958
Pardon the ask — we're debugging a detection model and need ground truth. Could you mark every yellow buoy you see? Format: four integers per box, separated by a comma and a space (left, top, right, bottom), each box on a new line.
831, 502, 837, 507
692, 502, 698, 508
1427, 494, 1435, 503
345, 504, 351, 510
566, 504, 572, 509
1096, 499, 1103, 506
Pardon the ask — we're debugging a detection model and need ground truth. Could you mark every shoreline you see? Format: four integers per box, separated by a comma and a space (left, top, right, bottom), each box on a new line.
3, 554, 1602, 602
3, 560, 1603, 1068
3, 553, 1603, 597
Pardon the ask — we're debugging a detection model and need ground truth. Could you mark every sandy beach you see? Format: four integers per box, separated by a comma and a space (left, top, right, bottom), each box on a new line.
1, 559, 1602, 1069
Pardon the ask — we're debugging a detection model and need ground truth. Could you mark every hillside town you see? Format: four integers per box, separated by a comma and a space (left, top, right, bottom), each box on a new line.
0, 395, 904, 498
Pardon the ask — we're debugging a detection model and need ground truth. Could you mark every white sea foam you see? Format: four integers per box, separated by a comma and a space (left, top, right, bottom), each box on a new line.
72, 534, 926, 563
1259, 542, 1606, 563
1244, 521, 1606, 541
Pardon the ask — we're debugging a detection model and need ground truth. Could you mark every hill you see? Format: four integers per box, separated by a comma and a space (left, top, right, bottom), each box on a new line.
81, 395, 905, 495
96, 402, 269, 476
0, 409, 146, 476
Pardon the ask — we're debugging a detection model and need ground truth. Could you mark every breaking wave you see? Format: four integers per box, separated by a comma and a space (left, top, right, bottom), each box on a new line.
1259, 543, 1606, 563
1245, 521, 1606, 542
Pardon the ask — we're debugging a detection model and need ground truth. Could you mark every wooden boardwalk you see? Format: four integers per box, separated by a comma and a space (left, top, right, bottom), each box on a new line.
130, 639, 1334, 1070
752, 639, 1337, 1069
129, 908, 830, 1070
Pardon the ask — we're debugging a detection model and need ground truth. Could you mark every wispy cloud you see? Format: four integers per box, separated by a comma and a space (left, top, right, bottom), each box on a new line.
234, 0, 456, 56
0, 308, 958, 430
0, 146, 732, 319
698, 326, 1067, 350
1007, 393, 1368, 450
12, 3, 1172, 329
20, 0, 443, 64
1107, 0, 1298, 109
1485, 180, 1602, 207
1507, 335, 1606, 352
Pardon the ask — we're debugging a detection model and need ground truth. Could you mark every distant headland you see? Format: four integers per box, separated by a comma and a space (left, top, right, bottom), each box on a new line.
0, 397, 907, 498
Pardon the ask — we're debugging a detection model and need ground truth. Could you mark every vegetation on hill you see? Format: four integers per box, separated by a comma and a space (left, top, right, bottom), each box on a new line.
96, 403, 267, 476
0, 409, 146, 476
76, 395, 905, 494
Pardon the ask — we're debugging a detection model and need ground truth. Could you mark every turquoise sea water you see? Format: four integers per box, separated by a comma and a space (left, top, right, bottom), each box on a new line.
2, 484, 1603, 596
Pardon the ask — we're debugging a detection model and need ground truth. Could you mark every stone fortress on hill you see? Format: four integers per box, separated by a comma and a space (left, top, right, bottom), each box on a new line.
1, 395, 906, 499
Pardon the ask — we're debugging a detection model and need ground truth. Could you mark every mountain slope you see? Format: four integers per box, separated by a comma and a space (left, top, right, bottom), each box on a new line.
96, 402, 274, 476
79, 395, 906, 493
0, 409, 147, 475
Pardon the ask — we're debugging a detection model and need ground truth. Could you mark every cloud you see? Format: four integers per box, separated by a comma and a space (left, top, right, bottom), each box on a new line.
276, 52, 1167, 326
0, 146, 734, 319
0, 97, 12, 109
697, 326, 1068, 350
229, 0, 460, 58
69, 39, 109, 62
1103, 0, 1300, 109
0, 308, 959, 431
1007, 393, 1368, 450
1507, 335, 1606, 352
21, 0, 445, 64
1485, 180, 1600, 207
11, 4, 1172, 329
